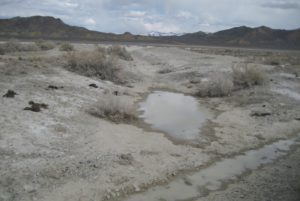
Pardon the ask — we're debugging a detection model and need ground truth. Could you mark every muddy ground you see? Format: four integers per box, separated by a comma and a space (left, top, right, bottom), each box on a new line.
0, 42, 300, 201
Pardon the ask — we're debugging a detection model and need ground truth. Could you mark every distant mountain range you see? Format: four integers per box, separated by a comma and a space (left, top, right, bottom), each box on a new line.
0, 16, 156, 43
167, 26, 300, 49
0, 16, 299, 49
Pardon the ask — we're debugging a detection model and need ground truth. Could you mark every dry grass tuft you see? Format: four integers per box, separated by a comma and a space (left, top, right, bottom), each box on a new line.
0, 40, 39, 54
196, 73, 233, 97
89, 94, 137, 123
96, 46, 107, 54
232, 63, 266, 87
65, 50, 120, 81
107, 45, 133, 61
59, 43, 74, 51
35, 40, 55, 50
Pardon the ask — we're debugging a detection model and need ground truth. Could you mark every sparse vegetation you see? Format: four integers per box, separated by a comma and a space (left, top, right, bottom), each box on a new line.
232, 63, 266, 87
196, 73, 233, 97
65, 50, 120, 81
96, 45, 107, 54
35, 40, 55, 50
59, 43, 74, 51
107, 45, 133, 61
0, 40, 39, 54
89, 94, 137, 123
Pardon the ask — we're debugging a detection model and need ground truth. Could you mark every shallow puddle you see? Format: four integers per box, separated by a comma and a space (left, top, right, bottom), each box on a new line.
138, 91, 207, 141
123, 135, 300, 201
272, 88, 300, 101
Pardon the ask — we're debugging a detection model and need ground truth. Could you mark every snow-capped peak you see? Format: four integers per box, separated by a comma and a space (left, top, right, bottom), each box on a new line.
148, 31, 184, 37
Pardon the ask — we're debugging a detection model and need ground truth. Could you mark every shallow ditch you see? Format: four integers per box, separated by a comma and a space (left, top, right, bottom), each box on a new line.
122, 135, 300, 201
132, 90, 300, 201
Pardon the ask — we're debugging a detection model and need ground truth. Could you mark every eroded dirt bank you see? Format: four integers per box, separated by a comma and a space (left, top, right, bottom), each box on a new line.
0, 42, 300, 201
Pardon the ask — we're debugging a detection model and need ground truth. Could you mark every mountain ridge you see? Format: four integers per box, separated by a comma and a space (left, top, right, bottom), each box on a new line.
0, 16, 299, 49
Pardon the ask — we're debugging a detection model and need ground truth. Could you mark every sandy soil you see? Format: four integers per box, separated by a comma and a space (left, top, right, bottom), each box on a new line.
0, 42, 300, 201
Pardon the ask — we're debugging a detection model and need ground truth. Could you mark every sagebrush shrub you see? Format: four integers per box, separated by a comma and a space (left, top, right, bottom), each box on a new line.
0, 40, 39, 53
232, 63, 265, 87
197, 73, 233, 97
35, 40, 55, 50
65, 51, 120, 82
89, 94, 136, 123
59, 43, 74, 51
107, 45, 133, 61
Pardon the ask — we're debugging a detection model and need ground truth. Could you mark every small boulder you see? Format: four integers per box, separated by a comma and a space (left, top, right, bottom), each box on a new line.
3, 90, 18, 98
47, 85, 64, 90
89, 83, 98, 88
118, 153, 134, 165
250, 109, 271, 117
24, 101, 48, 112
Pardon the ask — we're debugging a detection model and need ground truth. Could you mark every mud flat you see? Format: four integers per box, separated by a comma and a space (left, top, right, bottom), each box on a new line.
0, 42, 300, 201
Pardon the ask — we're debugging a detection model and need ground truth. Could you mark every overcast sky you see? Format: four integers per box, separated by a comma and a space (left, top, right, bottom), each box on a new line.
0, 0, 300, 34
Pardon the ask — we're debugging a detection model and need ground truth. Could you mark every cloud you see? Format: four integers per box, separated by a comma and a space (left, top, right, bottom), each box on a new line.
60, 1, 79, 8
262, 1, 300, 9
0, 0, 299, 34
84, 18, 96, 25
177, 11, 192, 19
143, 22, 181, 33
0, 0, 23, 6
126, 11, 146, 18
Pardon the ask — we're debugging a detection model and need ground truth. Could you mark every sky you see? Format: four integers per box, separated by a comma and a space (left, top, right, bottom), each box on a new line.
0, 0, 300, 34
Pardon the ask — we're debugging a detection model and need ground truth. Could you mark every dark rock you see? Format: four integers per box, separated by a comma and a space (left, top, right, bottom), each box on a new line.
270, 61, 280, 66
118, 153, 134, 165
251, 111, 271, 117
113, 91, 119, 96
3, 90, 18, 98
24, 101, 48, 112
89, 83, 98, 88
190, 79, 200, 84
24, 105, 40, 112
47, 85, 63, 90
